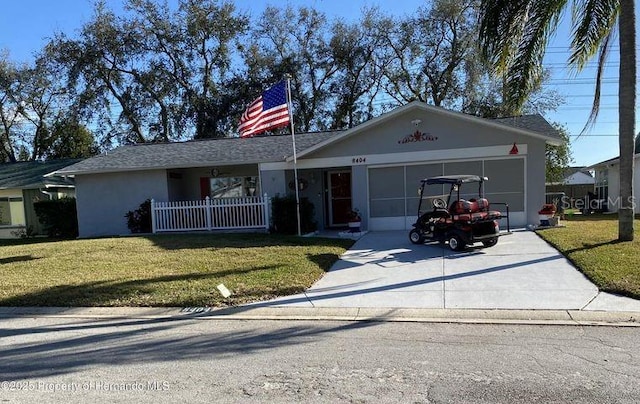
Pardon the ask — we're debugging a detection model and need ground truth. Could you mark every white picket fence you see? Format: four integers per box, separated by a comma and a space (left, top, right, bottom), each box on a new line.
151, 195, 271, 233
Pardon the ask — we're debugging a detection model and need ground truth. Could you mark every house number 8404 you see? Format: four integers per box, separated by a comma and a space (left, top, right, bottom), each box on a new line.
352, 157, 366, 164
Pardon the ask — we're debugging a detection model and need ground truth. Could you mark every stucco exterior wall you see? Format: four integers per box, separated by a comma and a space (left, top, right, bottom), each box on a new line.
309, 109, 540, 159
303, 110, 549, 229
75, 170, 169, 238
594, 157, 640, 214
282, 168, 326, 231
608, 165, 621, 211
351, 165, 369, 230
525, 140, 548, 226
260, 169, 287, 198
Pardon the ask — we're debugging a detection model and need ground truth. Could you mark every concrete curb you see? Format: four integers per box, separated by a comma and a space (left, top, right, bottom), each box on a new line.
0, 306, 638, 327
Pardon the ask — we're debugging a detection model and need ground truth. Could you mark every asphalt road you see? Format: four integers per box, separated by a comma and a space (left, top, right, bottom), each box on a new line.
0, 317, 638, 403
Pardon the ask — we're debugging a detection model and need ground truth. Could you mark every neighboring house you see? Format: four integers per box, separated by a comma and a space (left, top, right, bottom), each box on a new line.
589, 152, 640, 214
0, 159, 79, 238
52, 101, 562, 238
546, 167, 595, 208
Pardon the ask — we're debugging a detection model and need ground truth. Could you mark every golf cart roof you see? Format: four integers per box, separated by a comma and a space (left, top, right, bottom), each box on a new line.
422, 175, 488, 185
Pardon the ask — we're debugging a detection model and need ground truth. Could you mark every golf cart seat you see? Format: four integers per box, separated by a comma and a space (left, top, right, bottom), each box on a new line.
449, 198, 502, 222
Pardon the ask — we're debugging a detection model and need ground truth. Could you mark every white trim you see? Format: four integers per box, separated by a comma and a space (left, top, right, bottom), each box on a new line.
365, 167, 371, 230
43, 184, 75, 189
52, 160, 269, 177
289, 101, 559, 162
403, 165, 407, 218
522, 155, 528, 225
261, 144, 528, 171
588, 153, 640, 169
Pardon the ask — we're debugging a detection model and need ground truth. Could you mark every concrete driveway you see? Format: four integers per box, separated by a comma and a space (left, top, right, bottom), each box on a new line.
261, 230, 640, 311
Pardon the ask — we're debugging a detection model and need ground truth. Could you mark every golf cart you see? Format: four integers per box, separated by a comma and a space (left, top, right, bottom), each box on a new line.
409, 175, 511, 251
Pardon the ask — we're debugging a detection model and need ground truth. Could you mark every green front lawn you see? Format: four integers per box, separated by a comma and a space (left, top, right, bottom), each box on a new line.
537, 215, 640, 299
0, 233, 354, 307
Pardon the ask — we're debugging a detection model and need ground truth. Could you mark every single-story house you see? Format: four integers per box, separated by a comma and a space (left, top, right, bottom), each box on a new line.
588, 148, 640, 214
545, 166, 595, 208
51, 101, 561, 238
0, 159, 79, 238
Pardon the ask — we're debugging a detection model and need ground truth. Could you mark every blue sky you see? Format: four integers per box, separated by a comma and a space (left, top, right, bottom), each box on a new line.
0, 0, 634, 166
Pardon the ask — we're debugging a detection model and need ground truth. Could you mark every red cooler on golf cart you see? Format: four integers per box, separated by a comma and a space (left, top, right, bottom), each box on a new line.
409, 175, 511, 251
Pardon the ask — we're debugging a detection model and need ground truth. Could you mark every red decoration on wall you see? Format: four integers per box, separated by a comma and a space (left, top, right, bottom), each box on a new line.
509, 143, 519, 155
398, 131, 438, 144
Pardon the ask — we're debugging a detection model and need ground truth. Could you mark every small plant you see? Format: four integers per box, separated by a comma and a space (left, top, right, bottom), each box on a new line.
11, 226, 36, 239
347, 208, 361, 223
125, 199, 152, 233
346, 208, 362, 232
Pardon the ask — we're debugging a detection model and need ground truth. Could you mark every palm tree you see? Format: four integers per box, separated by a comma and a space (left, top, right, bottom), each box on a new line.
478, 0, 635, 241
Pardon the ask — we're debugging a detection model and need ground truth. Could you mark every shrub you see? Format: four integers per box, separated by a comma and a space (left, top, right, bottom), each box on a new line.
10, 226, 36, 239
33, 198, 79, 238
271, 195, 317, 234
125, 199, 152, 233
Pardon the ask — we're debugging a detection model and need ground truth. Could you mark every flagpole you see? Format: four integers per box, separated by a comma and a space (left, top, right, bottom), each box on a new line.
285, 75, 302, 236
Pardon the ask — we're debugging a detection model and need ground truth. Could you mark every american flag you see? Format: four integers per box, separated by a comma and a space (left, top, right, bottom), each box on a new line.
239, 81, 290, 137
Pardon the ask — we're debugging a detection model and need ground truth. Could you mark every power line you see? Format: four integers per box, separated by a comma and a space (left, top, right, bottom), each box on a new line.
556, 106, 619, 110
543, 62, 620, 67
561, 121, 620, 124
542, 79, 620, 85
569, 134, 619, 137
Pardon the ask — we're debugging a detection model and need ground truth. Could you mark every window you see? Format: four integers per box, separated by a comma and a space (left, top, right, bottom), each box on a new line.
595, 168, 608, 201
210, 177, 259, 198
0, 197, 25, 226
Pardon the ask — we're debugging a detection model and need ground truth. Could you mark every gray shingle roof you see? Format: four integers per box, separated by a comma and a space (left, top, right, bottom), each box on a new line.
563, 166, 593, 178
55, 132, 340, 175
0, 159, 81, 189
54, 108, 561, 177
492, 114, 560, 140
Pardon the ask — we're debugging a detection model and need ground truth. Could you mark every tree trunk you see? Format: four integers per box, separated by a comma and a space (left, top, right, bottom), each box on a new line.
618, 0, 636, 241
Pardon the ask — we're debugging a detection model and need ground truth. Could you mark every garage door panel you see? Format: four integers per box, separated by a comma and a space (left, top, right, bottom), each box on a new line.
485, 192, 524, 212
370, 199, 405, 218
405, 164, 443, 197
369, 167, 404, 198
484, 159, 524, 193
368, 158, 525, 228
444, 161, 483, 176
406, 197, 420, 216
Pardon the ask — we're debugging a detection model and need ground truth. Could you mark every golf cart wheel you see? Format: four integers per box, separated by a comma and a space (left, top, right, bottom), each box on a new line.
482, 237, 498, 248
409, 229, 425, 244
448, 235, 465, 251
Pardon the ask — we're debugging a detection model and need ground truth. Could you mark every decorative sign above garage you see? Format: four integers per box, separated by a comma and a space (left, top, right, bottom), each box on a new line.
398, 130, 438, 144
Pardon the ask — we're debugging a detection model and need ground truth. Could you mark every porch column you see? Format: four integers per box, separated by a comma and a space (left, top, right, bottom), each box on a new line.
351, 165, 369, 231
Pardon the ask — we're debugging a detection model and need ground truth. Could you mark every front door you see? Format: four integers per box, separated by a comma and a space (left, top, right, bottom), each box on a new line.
328, 171, 352, 226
